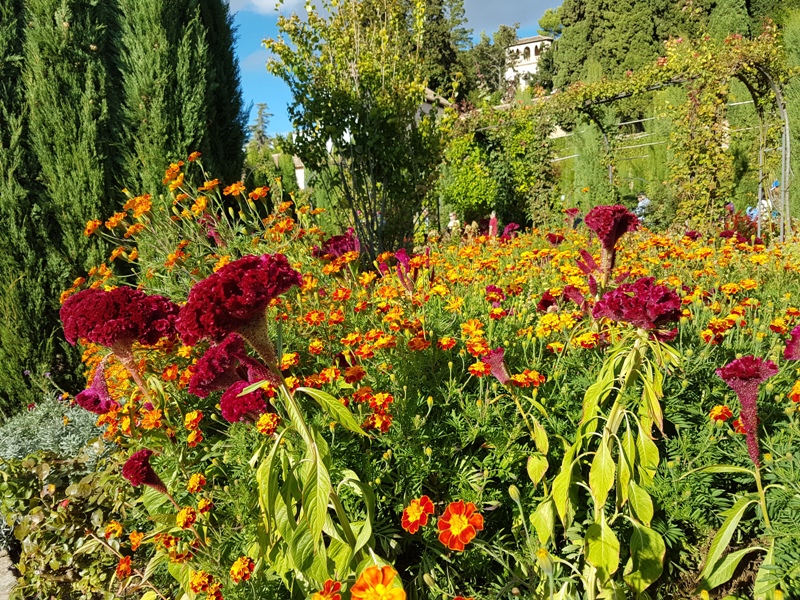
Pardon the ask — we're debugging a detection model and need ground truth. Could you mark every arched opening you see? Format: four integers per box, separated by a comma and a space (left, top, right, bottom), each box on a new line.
535, 44, 541, 56
523, 46, 531, 60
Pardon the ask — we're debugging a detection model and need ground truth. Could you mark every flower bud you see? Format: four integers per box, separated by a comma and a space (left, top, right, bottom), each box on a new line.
427, 396, 434, 408
422, 574, 436, 588
508, 484, 521, 503
424, 447, 432, 457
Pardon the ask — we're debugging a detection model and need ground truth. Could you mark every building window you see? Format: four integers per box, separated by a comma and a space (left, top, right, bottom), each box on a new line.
523, 46, 531, 60
534, 44, 541, 56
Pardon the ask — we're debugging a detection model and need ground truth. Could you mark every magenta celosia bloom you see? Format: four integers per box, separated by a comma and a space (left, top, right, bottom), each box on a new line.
485, 348, 510, 384
176, 254, 302, 345
500, 223, 520, 242
584, 205, 639, 250
784, 325, 800, 361
563, 285, 586, 309
683, 230, 701, 241
121, 449, 167, 494
312, 228, 360, 259
60, 287, 179, 348
220, 380, 270, 423
189, 333, 275, 397
546, 233, 565, 246
576, 249, 598, 276
592, 277, 681, 331
537, 290, 558, 313
74, 358, 118, 414
716, 356, 778, 466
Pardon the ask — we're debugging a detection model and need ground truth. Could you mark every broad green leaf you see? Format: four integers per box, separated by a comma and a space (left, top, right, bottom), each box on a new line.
167, 562, 192, 593
585, 517, 620, 583
696, 496, 756, 589
641, 363, 664, 433
338, 470, 376, 553
552, 447, 576, 528
754, 540, 776, 600
141, 485, 170, 514
624, 524, 665, 593
530, 497, 556, 545
527, 454, 548, 486
142, 552, 168, 583
241, 379, 273, 395
298, 387, 366, 436
628, 481, 654, 526
683, 464, 754, 477
256, 432, 286, 538
532, 418, 549, 455
635, 423, 659, 486
328, 537, 354, 577
302, 446, 331, 544
140, 593, 158, 600
589, 439, 615, 509
289, 526, 315, 572
699, 547, 764, 592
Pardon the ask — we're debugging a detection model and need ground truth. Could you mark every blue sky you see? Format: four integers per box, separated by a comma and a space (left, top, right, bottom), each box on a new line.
231, 0, 556, 135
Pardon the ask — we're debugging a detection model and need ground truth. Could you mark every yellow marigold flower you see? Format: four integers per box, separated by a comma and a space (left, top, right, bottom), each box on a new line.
249, 186, 269, 200
740, 278, 758, 290
460, 319, 484, 338
189, 570, 214, 593
572, 332, 599, 349
184, 410, 203, 431
770, 318, 788, 334
446, 296, 465, 313
187, 473, 206, 493
128, 247, 139, 261
162, 161, 184, 184
256, 413, 280, 436
198, 498, 213, 514
468, 361, 490, 377
229, 556, 255, 584
749, 254, 769, 265
84, 219, 102, 236
546, 341, 564, 353
191, 195, 208, 215
720, 283, 740, 295
129, 530, 144, 551
104, 520, 123, 540
213, 255, 230, 272
176, 506, 197, 529
223, 181, 246, 196
187, 429, 203, 448
140, 409, 163, 430
280, 352, 300, 370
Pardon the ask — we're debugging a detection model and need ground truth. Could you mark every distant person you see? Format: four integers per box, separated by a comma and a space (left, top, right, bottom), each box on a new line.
447, 212, 460, 233
634, 192, 651, 219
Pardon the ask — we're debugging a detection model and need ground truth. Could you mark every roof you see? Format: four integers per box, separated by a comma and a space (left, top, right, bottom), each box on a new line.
509, 35, 553, 47
424, 87, 451, 108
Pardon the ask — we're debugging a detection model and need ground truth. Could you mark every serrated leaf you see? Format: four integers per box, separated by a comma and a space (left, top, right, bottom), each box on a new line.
298, 387, 366, 435
585, 517, 620, 583
527, 454, 548, 486
628, 481, 653, 526
699, 547, 764, 592
624, 524, 665, 593
589, 439, 615, 509
696, 496, 756, 590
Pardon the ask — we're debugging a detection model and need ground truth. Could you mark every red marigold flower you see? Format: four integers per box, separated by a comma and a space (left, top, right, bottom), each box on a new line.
592, 277, 681, 331
709, 405, 733, 422
115, 555, 132, 579
716, 356, 778, 466
75, 358, 118, 414
256, 412, 281, 436
344, 365, 367, 384
187, 473, 206, 493
437, 500, 484, 551
176, 254, 302, 345
220, 380, 270, 423
437, 336, 456, 350
468, 361, 490, 377
546, 232, 565, 246
408, 336, 431, 351
732, 418, 746, 434
785, 325, 800, 360
61, 287, 179, 348
176, 506, 197, 529
122, 449, 167, 494
401, 495, 435, 534
350, 566, 405, 600
484, 348, 510, 385
363, 412, 393, 433
229, 556, 254, 584
485, 285, 506, 304
189, 570, 214, 593
313, 579, 342, 600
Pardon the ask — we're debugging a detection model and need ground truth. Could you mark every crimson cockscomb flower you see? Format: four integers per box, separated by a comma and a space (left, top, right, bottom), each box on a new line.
312, 228, 360, 259
219, 380, 271, 423
61, 287, 179, 351
189, 333, 275, 398
584, 205, 638, 286
176, 254, 302, 362
74, 358, 118, 414
122, 449, 167, 494
593, 277, 681, 332
784, 325, 800, 361
716, 356, 778, 466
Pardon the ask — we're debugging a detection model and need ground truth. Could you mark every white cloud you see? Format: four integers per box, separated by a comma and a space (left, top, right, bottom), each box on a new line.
241, 49, 271, 71
229, 0, 308, 14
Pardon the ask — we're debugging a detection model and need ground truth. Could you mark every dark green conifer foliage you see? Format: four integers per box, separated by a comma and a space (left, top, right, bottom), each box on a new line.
0, 0, 78, 415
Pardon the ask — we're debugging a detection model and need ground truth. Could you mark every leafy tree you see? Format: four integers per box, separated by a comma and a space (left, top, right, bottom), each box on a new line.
465, 23, 519, 102
266, 0, 443, 258
538, 6, 563, 38
709, 0, 752, 39
418, 0, 460, 95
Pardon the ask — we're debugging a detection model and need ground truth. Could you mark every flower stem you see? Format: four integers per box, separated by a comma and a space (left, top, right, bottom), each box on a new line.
754, 463, 771, 529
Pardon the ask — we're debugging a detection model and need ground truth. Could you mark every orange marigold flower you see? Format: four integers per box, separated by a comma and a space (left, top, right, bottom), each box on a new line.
223, 181, 246, 196
105, 520, 123, 539
788, 380, 800, 402
437, 500, 484, 551
188, 151, 202, 162
189, 570, 214, 593
84, 219, 102, 236
466, 338, 490, 357
370, 392, 394, 412
546, 342, 564, 353
304, 310, 326, 326
129, 530, 144, 551
489, 306, 507, 320
176, 506, 197, 529
468, 361, 490, 377
115, 555, 132, 579
332, 287, 352, 302
363, 412, 393, 433
408, 337, 431, 351
345, 365, 367, 384
355, 300, 369, 313
230, 556, 254, 584
341, 332, 363, 346
353, 387, 374, 404
770, 318, 788, 335
280, 352, 300, 370
140, 409, 163, 430
249, 186, 269, 200
162, 363, 179, 381
256, 413, 280, 436
437, 336, 456, 350
198, 178, 220, 192
461, 319, 485, 338
198, 497, 213, 514
709, 405, 733, 422
184, 410, 203, 431
313, 579, 342, 600
162, 161, 184, 184
350, 565, 406, 600
105, 212, 126, 230
401, 495, 435, 534
328, 309, 345, 326
356, 343, 375, 360
187, 429, 204, 447
732, 418, 746, 434
309, 339, 325, 355
187, 473, 206, 493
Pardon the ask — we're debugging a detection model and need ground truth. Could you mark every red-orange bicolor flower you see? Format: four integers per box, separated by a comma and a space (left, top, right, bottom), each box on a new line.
312, 579, 342, 600
401, 495, 435, 534
350, 565, 406, 600
437, 500, 484, 551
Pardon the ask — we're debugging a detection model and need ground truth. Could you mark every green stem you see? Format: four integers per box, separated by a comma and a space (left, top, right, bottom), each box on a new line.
754, 463, 772, 529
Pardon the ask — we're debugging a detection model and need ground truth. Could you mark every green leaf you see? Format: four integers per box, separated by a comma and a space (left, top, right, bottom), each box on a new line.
338, 470, 375, 554
754, 540, 776, 600
635, 423, 659, 486
623, 524, 665, 593
140, 593, 158, 600
589, 439, 615, 509
527, 454, 548, 486
696, 496, 757, 590
585, 517, 620, 583
699, 547, 764, 592
552, 446, 576, 528
141, 485, 170, 514
256, 432, 286, 539
302, 445, 331, 544
628, 481, 654, 526
530, 498, 556, 545
532, 418, 549, 455
297, 387, 367, 435
683, 464, 754, 477
167, 562, 192, 594
288, 526, 315, 572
